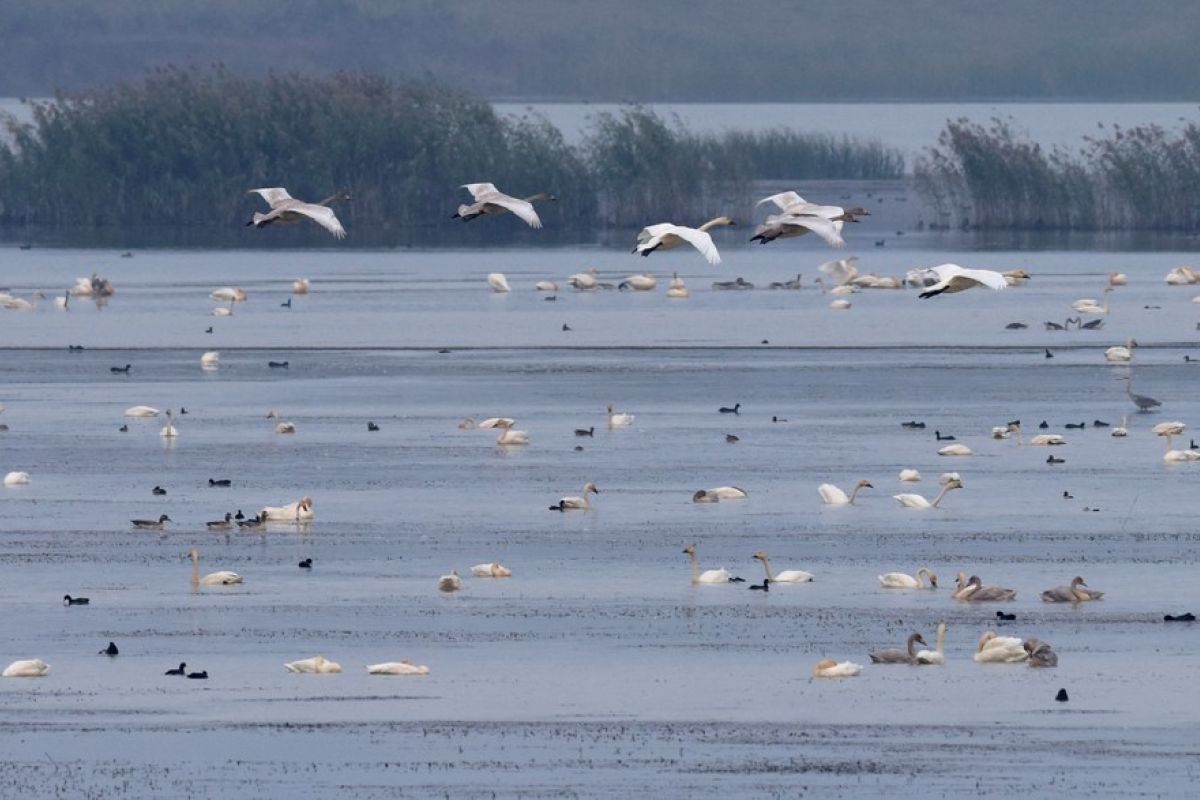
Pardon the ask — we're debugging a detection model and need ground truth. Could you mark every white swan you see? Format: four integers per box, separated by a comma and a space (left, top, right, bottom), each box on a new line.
292, 278, 311, 294
706, 486, 748, 500
1111, 415, 1128, 437
973, 631, 1028, 663
247, 188, 347, 238
815, 277, 858, 296
634, 217, 733, 265
916, 622, 947, 665
190, 548, 242, 586
260, 496, 314, 521
535, 281, 558, 292
683, 543, 733, 584
200, 351, 219, 368
620, 273, 658, 291
898, 469, 921, 482
550, 481, 599, 510
569, 268, 599, 290
818, 479, 872, 505
284, 656, 342, 674
496, 429, 529, 445
1105, 339, 1137, 362
878, 567, 937, 589
1164, 448, 1200, 462
916, 264, 1009, 298
667, 272, 689, 298
937, 444, 972, 456
1152, 421, 1186, 451
893, 478, 963, 509
367, 661, 430, 675
939, 472, 960, 484
1028, 434, 1065, 446
813, 659, 862, 678
160, 409, 178, 438
1074, 287, 1112, 315
753, 550, 814, 583
607, 404, 634, 427
829, 299, 852, 310
455, 183, 553, 229
210, 287, 247, 302
476, 417, 515, 429
438, 570, 462, 592
487, 272, 512, 293
2, 659, 49, 677
1108, 272, 1128, 286
1003, 269, 1032, 286
470, 562, 512, 577
751, 213, 846, 248
124, 405, 161, 417
212, 301, 234, 317
3, 471, 30, 486
266, 410, 296, 434
1164, 266, 1200, 285
818, 257, 860, 286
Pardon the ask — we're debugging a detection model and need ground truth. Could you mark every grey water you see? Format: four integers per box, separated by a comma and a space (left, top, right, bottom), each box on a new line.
1, 241, 1198, 797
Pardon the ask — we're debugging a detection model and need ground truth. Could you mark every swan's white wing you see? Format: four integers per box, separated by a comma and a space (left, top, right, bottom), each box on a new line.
482, 193, 542, 229
461, 182, 498, 200
289, 203, 347, 239
637, 223, 675, 244
928, 264, 1007, 291
662, 225, 720, 265
790, 204, 845, 219
783, 216, 845, 248
249, 187, 293, 207
756, 191, 806, 210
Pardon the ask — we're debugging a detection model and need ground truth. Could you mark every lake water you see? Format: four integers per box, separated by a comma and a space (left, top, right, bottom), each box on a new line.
1, 241, 1198, 797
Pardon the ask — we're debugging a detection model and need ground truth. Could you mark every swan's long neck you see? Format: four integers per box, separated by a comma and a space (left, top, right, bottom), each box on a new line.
907, 636, 918, 657
847, 484, 861, 504
697, 217, 726, 232
759, 557, 775, 581
190, 553, 199, 586
929, 483, 953, 508
687, 551, 700, 585
917, 568, 930, 587
580, 484, 593, 508
936, 624, 946, 655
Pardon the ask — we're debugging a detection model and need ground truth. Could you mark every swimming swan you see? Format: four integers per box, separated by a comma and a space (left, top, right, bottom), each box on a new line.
292, 278, 311, 294
893, 478, 962, 509
683, 543, 733, 584
124, 406, 161, 417
200, 351, 219, 368
607, 404, 635, 427
2, 659, 49, 677
973, 631, 1028, 663
210, 287, 248, 302
1024, 638, 1059, 668
813, 659, 862, 678
496, 428, 529, 445
367, 661, 430, 675
753, 550, 814, 583
1041, 576, 1104, 602
1105, 339, 1137, 363
955, 573, 1017, 602
470, 562, 513, 577
869, 632, 926, 664
189, 548, 242, 586
818, 479, 872, 505
159, 409, 178, 438
620, 273, 658, 291
937, 444, 972, 456
898, 469, 921, 482
284, 655, 343, 674
878, 567, 937, 589
3, 471, 30, 486
438, 571, 462, 592
487, 272, 512, 293
550, 481, 599, 510
916, 622, 947, 665
259, 496, 314, 522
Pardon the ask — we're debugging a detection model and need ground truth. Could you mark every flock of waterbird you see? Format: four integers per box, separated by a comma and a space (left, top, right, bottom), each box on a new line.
4, 180, 1198, 695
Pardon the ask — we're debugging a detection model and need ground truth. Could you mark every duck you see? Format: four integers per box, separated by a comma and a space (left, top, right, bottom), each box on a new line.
496, 428, 529, 445
455, 183, 554, 229
63, 594, 89, 606
159, 409, 178, 438
187, 671, 209, 680
718, 403, 740, 414
3, 471, 31, 486
549, 481, 599, 511
712, 277, 754, 290
209, 479, 232, 487
131, 514, 171, 530
812, 659, 863, 678
152, 486, 167, 496
298, 558, 313, 569
367, 421, 380, 432
259, 496, 314, 522
438, 571, 462, 592
996, 611, 1016, 622
900, 421, 926, 429
1046, 454, 1065, 464
1164, 613, 1196, 622
817, 479, 872, 505
935, 431, 956, 441
124, 405, 160, 417
367, 661, 431, 675
748, 578, 770, 591
1024, 638, 1059, 668
237, 514, 263, 529
165, 662, 187, 676
2, 659, 50, 677
682, 543, 739, 584
973, 631, 1028, 663
877, 567, 937, 589
954, 573, 1017, 602
1042, 576, 1104, 603
752, 550, 814, 583
470, 562, 512, 578
110, 364, 132, 374
206, 513, 233, 531
893, 478, 963, 509
100, 642, 119, 656
284, 656, 343, 674
916, 623, 947, 665
869, 632, 927, 664
1092, 419, 1110, 427
574, 427, 594, 437
268, 360, 289, 369
189, 548, 242, 586
606, 404, 635, 427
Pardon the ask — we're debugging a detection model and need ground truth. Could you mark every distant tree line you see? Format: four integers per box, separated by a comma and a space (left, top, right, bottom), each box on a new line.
916, 117, 1200, 231
0, 68, 902, 239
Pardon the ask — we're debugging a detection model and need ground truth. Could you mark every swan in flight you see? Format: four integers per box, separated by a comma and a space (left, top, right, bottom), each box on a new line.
1105, 339, 1137, 362
683, 543, 734, 584
937, 444, 972, 456
496, 428, 529, 445
955, 573, 1017, 601
607, 404, 634, 427
634, 217, 733, 265
247, 188, 349, 239
817, 480, 872, 505
916, 622, 947, 665
1041, 576, 1104, 602
813, 659, 862, 678
260, 496, 314, 522
368, 661, 430, 675
549, 481, 599, 511
124, 405, 160, 417
455, 183, 555, 229
438, 570, 462, 592
2, 659, 49, 677
756, 191, 869, 221
189, 548, 242, 586
893, 478, 963, 509
973, 631, 1028, 663
3, 471, 30, 486
898, 469, 921, 482
869, 632, 927, 664
750, 213, 845, 248
487, 273, 512, 293
878, 567, 937, 589
753, 550, 814, 583
159, 409, 178, 438
284, 656, 343, 674
471, 562, 512, 577
916, 264, 1009, 299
